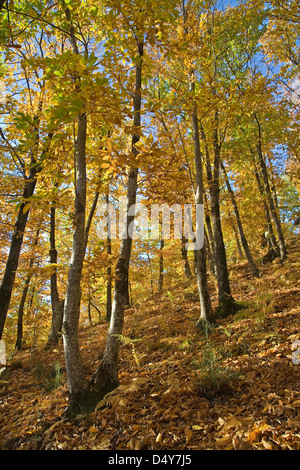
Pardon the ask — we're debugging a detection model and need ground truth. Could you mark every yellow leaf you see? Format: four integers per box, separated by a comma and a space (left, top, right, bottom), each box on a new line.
192, 425, 203, 431
223, 417, 242, 431
215, 436, 232, 448
186, 428, 193, 443
248, 421, 271, 443
23, 202, 31, 214
89, 425, 98, 434
262, 437, 273, 450
134, 440, 143, 450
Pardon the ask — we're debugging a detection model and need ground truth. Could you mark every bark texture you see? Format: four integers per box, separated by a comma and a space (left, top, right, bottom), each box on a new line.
61, 5, 89, 416
0, 128, 52, 339
190, 75, 213, 325
221, 162, 260, 278
47, 204, 64, 347
92, 39, 144, 398
255, 114, 287, 261
15, 225, 41, 350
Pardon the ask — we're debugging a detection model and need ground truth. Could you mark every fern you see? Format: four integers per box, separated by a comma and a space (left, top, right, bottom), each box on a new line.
113, 334, 142, 368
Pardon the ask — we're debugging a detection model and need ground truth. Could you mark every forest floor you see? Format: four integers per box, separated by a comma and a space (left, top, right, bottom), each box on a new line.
0, 234, 300, 451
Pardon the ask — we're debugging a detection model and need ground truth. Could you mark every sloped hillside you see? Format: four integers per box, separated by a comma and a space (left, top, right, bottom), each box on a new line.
0, 235, 300, 451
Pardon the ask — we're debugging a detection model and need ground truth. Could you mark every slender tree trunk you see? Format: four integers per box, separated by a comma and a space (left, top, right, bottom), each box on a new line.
92, 38, 144, 399
189, 73, 212, 326
254, 114, 287, 260
208, 111, 234, 317
15, 225, 41, 350
15, 279, 30, 351
181, 236, 192, 278
47, 177, 100, 348
267, 155, 279, 210
252, 159, 279, 254
106, 191, 112, 322
205, 228, 216, 275
146, 252, 154, 296
0, 179, 38, 340
200, 118, 233, 315
61, 5, 89, 416
232, 222, 244, 260
88, 283, 92, 326
158, 238, 164, 292
221, 161, 260, 278
205, 210, 217, 275
0, 129, 52, 339
181, 0, 212, 324
62, 110, 88, 415
28, 275, 38, 347
46, 204, 64, 347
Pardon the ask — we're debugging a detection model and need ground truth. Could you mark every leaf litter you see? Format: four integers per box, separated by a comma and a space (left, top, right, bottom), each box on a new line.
0, 236, 300, 450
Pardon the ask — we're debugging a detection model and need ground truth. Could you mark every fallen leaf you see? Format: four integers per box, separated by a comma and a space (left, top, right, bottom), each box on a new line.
215, 435, 232, 448
262, 437, 273, 450
88, 425, 98, 434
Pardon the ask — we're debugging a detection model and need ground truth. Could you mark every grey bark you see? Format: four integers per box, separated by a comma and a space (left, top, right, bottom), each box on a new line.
189, 74, 213, 325
46, 204, 64, 347
61, 5, 89, 416
92, 39, 144, 398
15, 224, 41, 350
181, 236, 192, 278
221, 161, 260, 278
252, 158, 279, 254
106, 191, 112, 322
158, 237, 164, 292
254, 114, 287, 261
0, 126, 52, 339
62, 110, 88, 415
209, 112, 234, 316
200, 119, 234, 316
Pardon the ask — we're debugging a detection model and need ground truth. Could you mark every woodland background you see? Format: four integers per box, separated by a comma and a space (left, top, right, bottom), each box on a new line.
0, 0, 300, 451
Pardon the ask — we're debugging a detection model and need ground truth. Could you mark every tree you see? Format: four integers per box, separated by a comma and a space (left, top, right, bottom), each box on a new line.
59, 1, 91, 415
221, 161, 260, 278
0, 126, 53, 339
92, 16, 144, 400
46, 199, 64, 347
254, 113, 287, 261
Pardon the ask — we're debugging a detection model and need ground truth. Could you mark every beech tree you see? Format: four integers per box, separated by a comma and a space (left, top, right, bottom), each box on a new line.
92, 0, 179, 405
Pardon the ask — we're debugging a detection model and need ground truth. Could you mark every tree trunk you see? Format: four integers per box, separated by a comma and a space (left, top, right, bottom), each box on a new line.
205, 210, 217, 275
62, 110, 89, 416
205, 228, 216, 275
200, 117, 233, 316
61, 5, 89, 417
15, 225, 41, 350
0, 129, 52, 339
106, 191, 112, 322
92, 38, 144, 399
181, 236, 192, 278
46, 204, 64, 347
158, 238, 164, 292
221, 161, 260, 278
0, 188, 36, 340
232, 222, 244, 260
208, 118, 234, 317
252, 159, 279, 254
189, 73, 213, 326
254, 114, 287, 261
